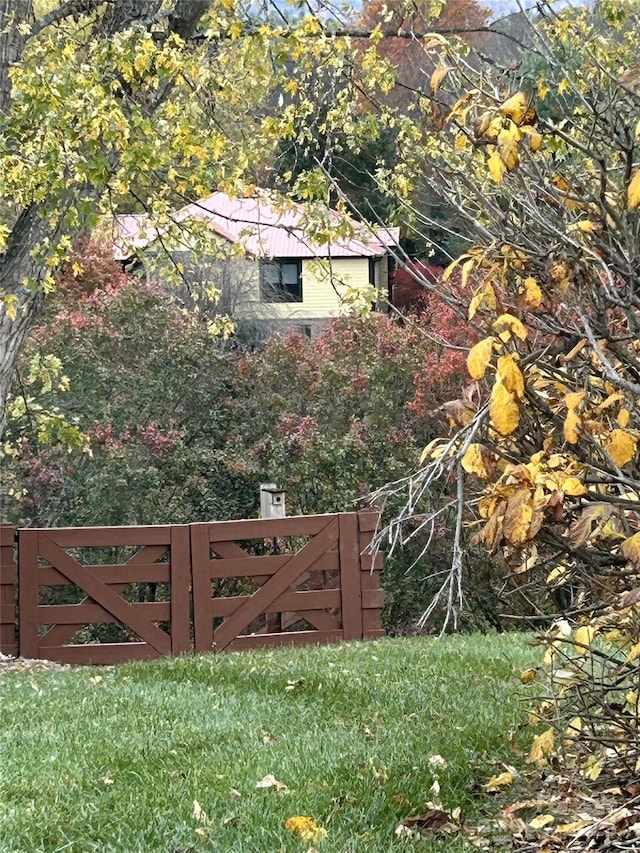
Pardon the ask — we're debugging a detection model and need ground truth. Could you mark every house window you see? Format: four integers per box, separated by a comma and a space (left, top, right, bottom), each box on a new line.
260, 259, 303, 303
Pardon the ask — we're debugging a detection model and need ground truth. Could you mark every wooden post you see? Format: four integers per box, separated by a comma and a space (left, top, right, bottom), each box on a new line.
339, 513, 363, 640
190, 523, 214, 652
0, 525, 16, 656
170, 525, 192, 655
357, 512, 385, 639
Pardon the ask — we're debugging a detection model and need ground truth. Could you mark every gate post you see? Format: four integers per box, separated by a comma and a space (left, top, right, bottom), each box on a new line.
0, 525, 17, 656
339, 513, 363, 640
357, 512, 385, 639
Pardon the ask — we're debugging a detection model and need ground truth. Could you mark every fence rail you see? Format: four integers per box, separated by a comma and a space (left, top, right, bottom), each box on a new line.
0, 512, 383, 664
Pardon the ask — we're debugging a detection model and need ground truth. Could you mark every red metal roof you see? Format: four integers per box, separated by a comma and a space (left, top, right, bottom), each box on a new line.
113, 191, 398, 260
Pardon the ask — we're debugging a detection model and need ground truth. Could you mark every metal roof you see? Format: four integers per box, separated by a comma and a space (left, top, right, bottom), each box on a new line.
113, 191, 398, 261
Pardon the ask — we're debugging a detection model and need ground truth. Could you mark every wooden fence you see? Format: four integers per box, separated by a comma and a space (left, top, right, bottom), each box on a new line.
0, 512, 383, 664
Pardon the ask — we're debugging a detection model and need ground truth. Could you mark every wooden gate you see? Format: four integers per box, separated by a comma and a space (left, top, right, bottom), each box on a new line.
17, 525, 191, 664
2, 512, 383, 664
191, 512, 383, 652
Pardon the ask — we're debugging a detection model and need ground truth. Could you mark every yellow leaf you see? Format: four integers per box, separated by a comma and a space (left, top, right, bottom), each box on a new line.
626, 641, 640, 662
582, 757, 603, 781
497, 353, 525, 398
520, 668, 537, 684
468, 283, 497, 319
490, 380, 520, 436
461, 444, 491, 479
468, 292, 482, 319
618, 407, 630, 428
488, 149, 505, 183
547, 565, 567, 585
627, 170, 640, 210
521, 124, 542, 151
567, 219, 598, 234
492, 313, 527, 342
565, 390, 585, 410
538, 77, 549, 99
484, 770, 515, 792
502, 488, 541, 547
499, 91, 535, 125
566, 716, 582, 737
467, 336, 495, 380
574, 626, 596, 654
529, 814, 555, 829
420, 438, 447, 464
622, 532, 640, 566
557, 819, 592, 834
460, 257, 475, 287
284, 815, 326, 844
528, 728, 554, 764
606, 428, 637, 467
442, 254, 469, 282
597, 391, 624, 411
430, 63, 450, 93
562, 476, 586, 497
497, 124, 521, 171
521, 276, 542, 309
563, 409, 581, 444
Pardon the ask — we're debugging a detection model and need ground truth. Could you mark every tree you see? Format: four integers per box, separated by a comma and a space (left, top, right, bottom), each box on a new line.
0, 0, 313, 435
318, 0, 640, 779
0, 0, 496, 438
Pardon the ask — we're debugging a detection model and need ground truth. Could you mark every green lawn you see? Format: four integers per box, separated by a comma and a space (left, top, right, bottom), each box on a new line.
0, 634, 536, 853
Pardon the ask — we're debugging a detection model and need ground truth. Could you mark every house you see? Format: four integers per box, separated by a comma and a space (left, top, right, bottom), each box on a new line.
113, 190, 399, 337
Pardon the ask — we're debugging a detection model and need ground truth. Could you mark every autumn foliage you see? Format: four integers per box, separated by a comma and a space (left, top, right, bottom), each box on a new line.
352, 0, 640, 787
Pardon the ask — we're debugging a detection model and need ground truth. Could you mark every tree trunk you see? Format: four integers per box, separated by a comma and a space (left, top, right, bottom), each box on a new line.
0, 1, 32, 115
0, 206, 51, 436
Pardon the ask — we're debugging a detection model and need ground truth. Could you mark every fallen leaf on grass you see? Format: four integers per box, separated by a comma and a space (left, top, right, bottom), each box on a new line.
256, 774, 288, 792
193, 800, 211, 824
528, 727, 554, 764
396, 808, 460, 838
484, 770, 516, 792
557, 818, 593, 833
284, 815, 326, 843
529, 813, 555, 829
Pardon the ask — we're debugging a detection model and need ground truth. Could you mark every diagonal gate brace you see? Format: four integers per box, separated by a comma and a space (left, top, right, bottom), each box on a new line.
38, 534, 171, 655
213, 518, 339, 650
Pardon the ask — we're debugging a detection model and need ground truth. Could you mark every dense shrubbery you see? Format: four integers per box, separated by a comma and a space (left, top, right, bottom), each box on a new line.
3, 244, 493, 630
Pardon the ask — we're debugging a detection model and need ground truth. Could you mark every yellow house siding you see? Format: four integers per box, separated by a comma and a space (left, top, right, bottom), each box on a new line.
249, 257, 374, 320
151, 252, 389, 322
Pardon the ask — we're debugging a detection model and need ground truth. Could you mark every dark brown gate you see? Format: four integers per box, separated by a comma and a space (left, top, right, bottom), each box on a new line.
17, 525, 191, 664
191, 512, 383, 652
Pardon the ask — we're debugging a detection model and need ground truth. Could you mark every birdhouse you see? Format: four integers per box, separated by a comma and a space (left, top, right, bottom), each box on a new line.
259, 483, 286, 519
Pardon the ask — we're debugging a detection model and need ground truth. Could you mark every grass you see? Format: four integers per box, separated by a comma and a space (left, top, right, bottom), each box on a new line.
0, 634, 536, 853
